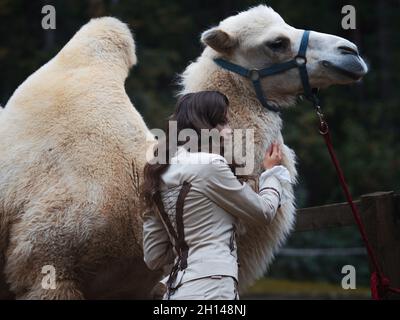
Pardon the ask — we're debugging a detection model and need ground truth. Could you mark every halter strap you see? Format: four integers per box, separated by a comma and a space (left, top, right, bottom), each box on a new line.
213, 30, 317, 112
296, 30, 313, 100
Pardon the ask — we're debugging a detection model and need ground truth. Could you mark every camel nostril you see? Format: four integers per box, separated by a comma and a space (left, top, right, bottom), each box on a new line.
338, 46, 359, 56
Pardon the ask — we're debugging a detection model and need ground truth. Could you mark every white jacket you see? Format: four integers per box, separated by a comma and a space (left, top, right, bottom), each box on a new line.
143, 146, 291, 289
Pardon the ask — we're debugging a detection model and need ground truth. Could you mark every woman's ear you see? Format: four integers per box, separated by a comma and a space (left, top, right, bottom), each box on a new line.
201, 27, 238, 54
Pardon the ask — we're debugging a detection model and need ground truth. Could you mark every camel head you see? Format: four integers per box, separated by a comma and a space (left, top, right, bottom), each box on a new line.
201, 5, 368, 107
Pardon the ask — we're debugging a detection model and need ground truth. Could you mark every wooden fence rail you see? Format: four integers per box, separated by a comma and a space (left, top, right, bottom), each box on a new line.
295, 191, 400, 299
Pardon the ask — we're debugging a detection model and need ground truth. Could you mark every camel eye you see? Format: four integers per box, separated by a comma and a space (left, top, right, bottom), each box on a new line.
266, 37, 289, 51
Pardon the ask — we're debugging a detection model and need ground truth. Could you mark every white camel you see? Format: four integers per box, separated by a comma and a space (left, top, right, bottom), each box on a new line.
0, 5, 367, 299
180, 5, 367, 291
0, 17, 158, 299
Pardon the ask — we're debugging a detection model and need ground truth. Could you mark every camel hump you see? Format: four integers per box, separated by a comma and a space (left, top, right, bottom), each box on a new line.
3, 17, 137, 113
57, 16, 137, 72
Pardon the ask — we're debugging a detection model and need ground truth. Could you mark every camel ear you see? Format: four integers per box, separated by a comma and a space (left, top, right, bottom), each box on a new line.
201, 27, 238, 53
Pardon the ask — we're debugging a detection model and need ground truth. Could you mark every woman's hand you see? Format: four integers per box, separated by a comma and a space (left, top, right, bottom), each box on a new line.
263, 142, 283, 170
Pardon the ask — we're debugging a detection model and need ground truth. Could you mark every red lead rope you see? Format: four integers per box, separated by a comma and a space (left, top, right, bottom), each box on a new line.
317, 115, 400, 299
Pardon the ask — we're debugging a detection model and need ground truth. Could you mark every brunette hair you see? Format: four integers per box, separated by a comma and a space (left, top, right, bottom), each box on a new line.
141, 91, 240, 207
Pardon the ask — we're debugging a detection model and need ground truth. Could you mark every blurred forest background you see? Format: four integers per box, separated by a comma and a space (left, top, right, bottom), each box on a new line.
0, 0, 399, 298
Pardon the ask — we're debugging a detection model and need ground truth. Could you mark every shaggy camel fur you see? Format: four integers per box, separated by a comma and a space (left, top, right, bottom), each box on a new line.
0, 17, 158, 299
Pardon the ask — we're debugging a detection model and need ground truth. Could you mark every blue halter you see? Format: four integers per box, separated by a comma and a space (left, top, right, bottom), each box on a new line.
213, 30, 318, 113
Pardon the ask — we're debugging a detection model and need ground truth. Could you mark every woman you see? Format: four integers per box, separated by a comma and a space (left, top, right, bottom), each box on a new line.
141, 91, 292, 300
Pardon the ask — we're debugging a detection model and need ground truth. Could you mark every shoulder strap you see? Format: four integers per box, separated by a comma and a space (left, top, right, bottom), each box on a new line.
152, 181, 192, 270
152, 190, 179, 244
175, 181, 191, 269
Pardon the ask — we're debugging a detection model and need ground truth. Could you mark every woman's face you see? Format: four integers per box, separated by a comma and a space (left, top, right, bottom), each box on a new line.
216, 122, 232, 139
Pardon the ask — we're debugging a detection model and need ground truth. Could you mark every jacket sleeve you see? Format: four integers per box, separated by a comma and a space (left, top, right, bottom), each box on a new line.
200, 157, 287, 225
142, 208, 175, 271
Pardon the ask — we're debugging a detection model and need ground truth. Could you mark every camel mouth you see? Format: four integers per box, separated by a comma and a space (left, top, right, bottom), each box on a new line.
321, 58, 368, 81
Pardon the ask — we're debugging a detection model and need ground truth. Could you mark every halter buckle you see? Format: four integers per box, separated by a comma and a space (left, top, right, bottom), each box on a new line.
315, 105, 329, 135
315, 105, 324, 120
295, 56, 307, 66
249, 69, 260, 81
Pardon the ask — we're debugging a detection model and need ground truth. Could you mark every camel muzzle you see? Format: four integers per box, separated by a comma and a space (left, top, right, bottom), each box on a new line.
321, 54, 368, 81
